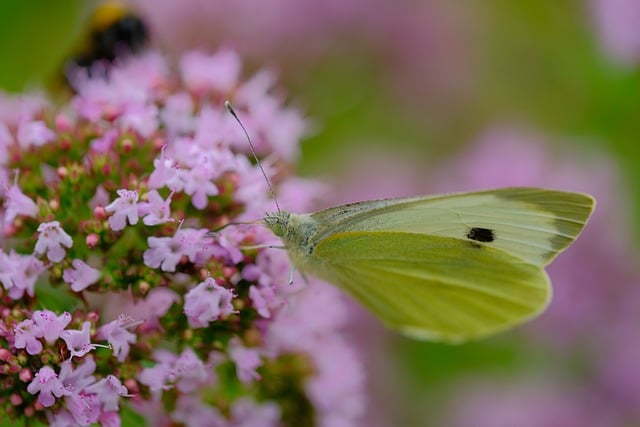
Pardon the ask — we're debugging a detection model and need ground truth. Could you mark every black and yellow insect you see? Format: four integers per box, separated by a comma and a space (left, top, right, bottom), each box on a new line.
69, 1, 148, 70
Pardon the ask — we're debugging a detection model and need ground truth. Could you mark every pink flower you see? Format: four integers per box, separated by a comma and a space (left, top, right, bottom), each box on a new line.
105, 189, 140, 231
14, 319, 43, 355
34, 221, 73, 263
58, 357, 96, 391
0, 250, 46, 299
180, 49, 241, 93
138, 348, 212, 395
16, 120, 55, 149
181, 157, 220, 209
97, 315, 138, 362
183, 277, 234, 327
143, 227, 211, 272
27, 366, 70, 407
66, 392, 101, 425
60, 321, 96, 359
0, 123, 12, 164
32, 310, 72, 344
248, 285, 276, 318
147, 147, 181, 190
138, 190, 173, 226
160, 93, 194, 135
229, 339, 262, 383
170, 348, 212, 393
172, 395, 226, 427
137, 360, 171, 394
2, 180, 38, 226
143, 235, 183, 272
63, 259, 102, 292
88, 185, 110, 210
118, 103, 159, 138
592, 0, 640, 65
90, 128, 118, 153
46, 409, 77, 427
230, 398, 280, 427
0, 91, 48, 125
84, 375, 128, 412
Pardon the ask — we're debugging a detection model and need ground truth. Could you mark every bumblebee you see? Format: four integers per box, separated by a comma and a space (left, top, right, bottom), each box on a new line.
69, 1, 148, 70
77, 2, 148, 67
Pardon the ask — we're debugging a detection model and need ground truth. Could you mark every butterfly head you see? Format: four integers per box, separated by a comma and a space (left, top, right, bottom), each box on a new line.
264, 211, 291, 237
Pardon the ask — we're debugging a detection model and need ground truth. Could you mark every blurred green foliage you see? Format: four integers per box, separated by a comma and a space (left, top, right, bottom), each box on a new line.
0, 0, 92, 92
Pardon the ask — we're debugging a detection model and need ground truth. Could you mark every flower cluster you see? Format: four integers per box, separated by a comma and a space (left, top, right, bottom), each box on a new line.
0, 49, 365, 426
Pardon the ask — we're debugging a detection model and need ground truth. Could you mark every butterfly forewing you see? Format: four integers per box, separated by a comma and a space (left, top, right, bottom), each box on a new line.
310, 187, 595, 267
306, 231, 550, 342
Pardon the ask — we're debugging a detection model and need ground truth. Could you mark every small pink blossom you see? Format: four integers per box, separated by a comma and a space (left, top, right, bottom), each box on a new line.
181, 157, 220, 209
46, 409, 77, 427
66, 391, 100, 425
0, 250, 46, 299
2, 181, 38, 226
14, 319, 43, 355
89, 185, 110, 210
169, 348, 211, 393
143, 227, 210, 272
183, 277, 234, 328
0, 123, 12, 164
136, 287, 180, 319
105, 189, 140, 231
248, 285, 277, 318
160, 92, 194, 135
231, 398, 280, 427
180, 49, 241, 93
119, 103, 159, 138
34, 221, 73, 263
58, 358, 96, 392
27, 366, 70, 407
60, 321, 96, 359
84, 375, 129, 412
148, 147, 182, 190
16, 120, 55, 149
229, 339, 262, 383
137, 359, 172, 394
592, 0, 640, 65
143, 235, 183, 272
206, 229, 245, 265
32, 310, 72, 344
63, 259, 102, 292
172, 395, 227, 427
97, 315, 138, 362
90, 128, 119, 153
138, 190, 173, 226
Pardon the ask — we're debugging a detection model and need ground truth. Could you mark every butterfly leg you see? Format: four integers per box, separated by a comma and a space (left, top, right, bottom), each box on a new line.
289, 268, 310, 285
240, 244, 286, 250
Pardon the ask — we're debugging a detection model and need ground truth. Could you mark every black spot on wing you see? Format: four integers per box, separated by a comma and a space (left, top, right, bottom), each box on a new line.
466, 227, 495, 243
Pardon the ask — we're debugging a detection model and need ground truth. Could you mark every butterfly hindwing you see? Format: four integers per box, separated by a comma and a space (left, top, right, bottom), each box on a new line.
308, 231, 551, 342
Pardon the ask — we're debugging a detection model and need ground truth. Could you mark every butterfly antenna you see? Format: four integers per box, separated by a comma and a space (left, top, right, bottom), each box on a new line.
225, 100, 281, 212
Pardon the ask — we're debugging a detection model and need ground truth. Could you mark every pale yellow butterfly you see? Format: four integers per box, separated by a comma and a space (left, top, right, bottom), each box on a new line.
225, 102, 596, 343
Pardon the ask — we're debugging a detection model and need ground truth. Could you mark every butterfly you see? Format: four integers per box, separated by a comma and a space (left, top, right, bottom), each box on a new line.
263, 187, 595, 342
222, 101, 595, 343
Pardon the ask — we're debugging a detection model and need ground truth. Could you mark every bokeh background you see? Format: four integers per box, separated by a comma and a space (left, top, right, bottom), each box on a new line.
2, 0, 640, 425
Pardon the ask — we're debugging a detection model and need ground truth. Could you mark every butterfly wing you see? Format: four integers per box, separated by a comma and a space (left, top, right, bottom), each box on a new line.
310, 188, 595, 267
307, 231, 550, 342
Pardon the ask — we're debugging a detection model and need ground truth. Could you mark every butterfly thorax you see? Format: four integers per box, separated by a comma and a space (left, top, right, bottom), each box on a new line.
264, 211, 319, 270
